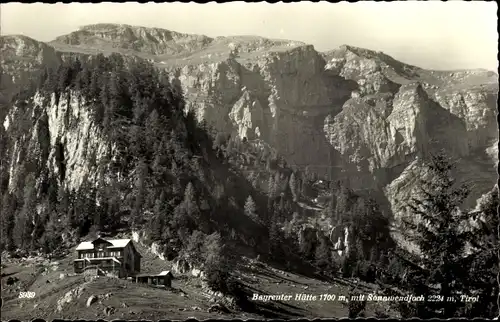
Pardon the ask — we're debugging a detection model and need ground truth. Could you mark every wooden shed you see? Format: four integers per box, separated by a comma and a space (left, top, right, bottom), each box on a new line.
134, 271, 173, 288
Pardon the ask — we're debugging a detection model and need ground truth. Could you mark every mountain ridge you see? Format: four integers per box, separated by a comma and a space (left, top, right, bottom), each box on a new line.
1, 24, 497, 212
2, 24, 498, 75
2, 24, 498, 245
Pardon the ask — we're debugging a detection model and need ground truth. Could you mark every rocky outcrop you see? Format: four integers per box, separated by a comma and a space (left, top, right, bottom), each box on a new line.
228, 89, 265, 140
321, 46, 497, 214
167, 44, 356, 174
171, 258, 205, 278
57, 280, 91, 312
150, 242, 166, 261
86, 295, 98, 307
4, 91, 111, 193
329, 226, 350, 257
172, 258, 191, 274
325, 84, 468, 176
433, 87, 498, 150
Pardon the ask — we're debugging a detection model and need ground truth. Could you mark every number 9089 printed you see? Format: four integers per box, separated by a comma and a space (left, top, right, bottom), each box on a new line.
18, 292, 36, 299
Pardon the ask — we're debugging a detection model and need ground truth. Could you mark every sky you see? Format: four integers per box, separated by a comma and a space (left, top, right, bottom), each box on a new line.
1, 2, 498, 71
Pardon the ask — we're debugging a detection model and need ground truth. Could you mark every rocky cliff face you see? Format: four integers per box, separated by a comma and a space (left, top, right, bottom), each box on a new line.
2, 24, 498, 222
165, 44, 356, 173
321, 45, 498, 215
4, 91, 111, 193
163, 40, 497, 218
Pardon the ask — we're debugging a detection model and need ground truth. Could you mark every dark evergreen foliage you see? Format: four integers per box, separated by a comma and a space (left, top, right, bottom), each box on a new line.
396, 152, 497, 318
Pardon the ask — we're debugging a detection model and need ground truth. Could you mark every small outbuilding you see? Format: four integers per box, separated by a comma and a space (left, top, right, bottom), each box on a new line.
134, 271, 174, 288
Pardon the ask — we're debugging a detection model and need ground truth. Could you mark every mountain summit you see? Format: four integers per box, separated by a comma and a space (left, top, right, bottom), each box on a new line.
50, 23, 215, 57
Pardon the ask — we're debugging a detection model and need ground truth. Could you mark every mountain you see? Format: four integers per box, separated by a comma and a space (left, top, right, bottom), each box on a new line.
2, 22, 498, 247
42, 24, 498, 216
0, 23, 498, 319
50, 23, 214, 57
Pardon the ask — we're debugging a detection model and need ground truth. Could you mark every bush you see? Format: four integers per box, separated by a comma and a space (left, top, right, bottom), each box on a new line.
348, 298, 366, 318
205, 262, 229, 294
353, 260, 377, 283
374, 309, 390, 318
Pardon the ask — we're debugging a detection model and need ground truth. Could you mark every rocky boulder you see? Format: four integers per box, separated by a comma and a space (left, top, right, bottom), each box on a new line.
86, 295, 98, 307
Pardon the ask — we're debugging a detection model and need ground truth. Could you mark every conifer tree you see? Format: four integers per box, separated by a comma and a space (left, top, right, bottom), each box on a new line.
203, 232, 229, 293
132, 159, 148, 224
315, 235, 332, 273
289, 172, 298, 202
463, 187, 499, 318
144, 109, 161, 149
1, 192, 16, 251
57, 62, 71, 92
400, 152, 473, 318
268, 210, 285, 260
183, 182, 200, 220
108, 71, 123, 117
248, 171, 259, 189
14, 173, 37, 249
267, 175, 277, 211
244, 195, 259, 223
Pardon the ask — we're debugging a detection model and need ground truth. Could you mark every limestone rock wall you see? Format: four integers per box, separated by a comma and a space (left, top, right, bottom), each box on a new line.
172, 45, 355, 173
4, 91, 111, 193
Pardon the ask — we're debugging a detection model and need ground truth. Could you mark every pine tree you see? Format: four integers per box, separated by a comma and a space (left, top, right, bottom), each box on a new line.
203, 232, 224, 266
69, 58, 82, 87
100, 74, 113, 130
268, 210, 285, 260
463, 187, 499, 318
1, 192, 16, 251
14, 173, 37, 250
315, 235, 332, 273
183, 182, 200, 220
104, 180, 121, 229
335, 185, 352, 225
108, 71, 123, 117
244, 195, 259, 223
248, 171, 259, 189
144, 109, 161, 149
57, 62, 71, 92
30, 211, 46, 250
289, 172, 298, 202
400, 152, 472, 318
267, 175, 277, 211
37, 67, 49, 90
298, 227, 317, 261
76, 65, 90, 96
203, 232, 229, 293
132, 159, 148, 225
183, 230, 204, 264
40, 212, 62, 254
